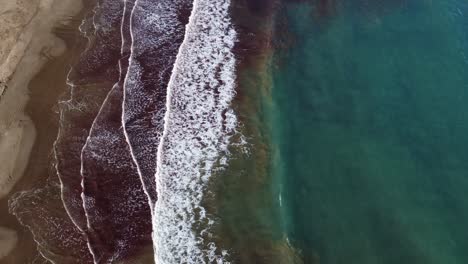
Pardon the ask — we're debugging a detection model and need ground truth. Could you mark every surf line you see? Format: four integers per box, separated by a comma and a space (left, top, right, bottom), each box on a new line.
79, 89, 109, 264
121, 0, 154, 213
54, 0, 102, 234
152, 0, 239, 262
79, 0, 137, 262
54, 1, 105, 261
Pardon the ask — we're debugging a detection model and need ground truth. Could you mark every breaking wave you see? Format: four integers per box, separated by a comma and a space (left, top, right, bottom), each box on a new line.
152, 0, 238, 262
122, 0, 192, 208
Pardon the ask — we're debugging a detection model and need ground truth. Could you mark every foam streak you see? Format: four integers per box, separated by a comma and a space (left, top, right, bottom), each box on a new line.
122, 0, 192, 208
153, 0, 238, 262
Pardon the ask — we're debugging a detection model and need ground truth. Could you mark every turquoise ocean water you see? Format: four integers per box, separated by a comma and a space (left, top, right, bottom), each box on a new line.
270, 0, 468, 263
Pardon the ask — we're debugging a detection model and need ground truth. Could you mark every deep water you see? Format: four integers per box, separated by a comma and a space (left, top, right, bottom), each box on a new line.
271, 0, 468, 263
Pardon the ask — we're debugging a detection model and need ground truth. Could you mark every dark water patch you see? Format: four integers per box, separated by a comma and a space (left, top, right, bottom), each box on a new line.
9, 178, 93, 263
81, 81, 152, 263
244, 0, 277, 16
55, 82, 115, 231
79, 1, 153, 262
207, 0, 302, 262
122, 0, 192, 205
55, 0, 129, 239
231, 0, 277, 62
67, 0, 125, 86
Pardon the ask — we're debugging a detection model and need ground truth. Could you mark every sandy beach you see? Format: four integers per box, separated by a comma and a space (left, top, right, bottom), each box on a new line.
0, 0, 82, 260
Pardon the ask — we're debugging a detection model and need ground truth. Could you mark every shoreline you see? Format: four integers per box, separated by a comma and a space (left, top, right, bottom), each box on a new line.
0, 0, 83, 261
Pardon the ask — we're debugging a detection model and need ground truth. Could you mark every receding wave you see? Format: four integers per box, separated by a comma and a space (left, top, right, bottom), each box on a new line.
122, 0, 192, 208
9, 179, 93, 263
9, 0, 135, 262
153, 0, 239, 262
80, 81, 152, 262
79, 0, 154, 262
55, 0, 127, 233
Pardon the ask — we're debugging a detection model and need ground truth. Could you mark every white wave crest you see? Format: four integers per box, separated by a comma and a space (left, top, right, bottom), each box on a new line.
122, 0, 190, 210
153, 0, 237, 263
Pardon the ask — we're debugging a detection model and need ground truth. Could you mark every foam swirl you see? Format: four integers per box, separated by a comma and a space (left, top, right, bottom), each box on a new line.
153, 0, 238, 262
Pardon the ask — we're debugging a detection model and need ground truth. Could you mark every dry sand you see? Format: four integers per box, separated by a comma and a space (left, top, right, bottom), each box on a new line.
0, 0, 82, 259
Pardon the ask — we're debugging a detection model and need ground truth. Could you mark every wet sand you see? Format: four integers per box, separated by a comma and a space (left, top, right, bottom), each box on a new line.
0, 0, 86, 262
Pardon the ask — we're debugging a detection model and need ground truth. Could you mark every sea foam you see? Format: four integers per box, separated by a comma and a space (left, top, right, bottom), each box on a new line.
55, 0, 131, 261
79, 0, 153, 262
123, 0, 192, 208
153, 0, 238, 262
54, 0, 132, 234
8, 0, 128, 262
